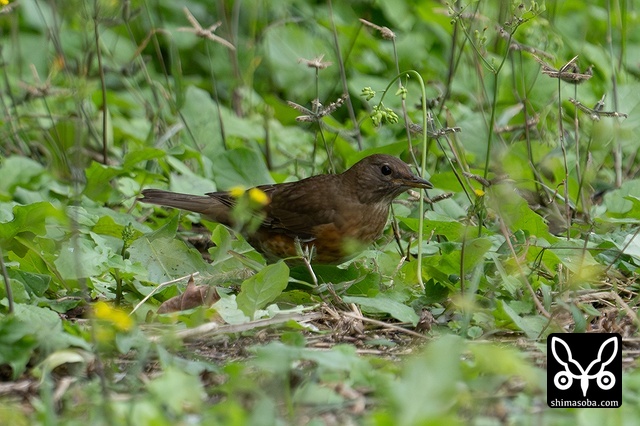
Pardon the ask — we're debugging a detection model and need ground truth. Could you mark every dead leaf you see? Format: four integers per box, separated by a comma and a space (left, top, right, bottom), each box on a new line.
157, 276, 220, 314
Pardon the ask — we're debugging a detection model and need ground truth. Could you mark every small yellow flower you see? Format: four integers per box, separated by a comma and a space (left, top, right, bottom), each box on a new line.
52, 54, 65, 72
93, 301, 133, 331
474, 188, 485, 197
229, 186, 246, 198
0, 0, 9, 6
248, 188, 269, 206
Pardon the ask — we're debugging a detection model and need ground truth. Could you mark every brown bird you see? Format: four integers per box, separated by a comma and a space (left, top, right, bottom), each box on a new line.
141, 154, 432, 264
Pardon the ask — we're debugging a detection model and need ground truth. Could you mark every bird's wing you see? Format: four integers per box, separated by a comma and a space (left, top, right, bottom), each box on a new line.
261, 176, 340, 241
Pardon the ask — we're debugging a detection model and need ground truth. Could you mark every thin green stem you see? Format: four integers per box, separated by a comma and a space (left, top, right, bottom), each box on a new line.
556, 78, 571, 239
93, 3, 109, 165
376, 70, 428, 288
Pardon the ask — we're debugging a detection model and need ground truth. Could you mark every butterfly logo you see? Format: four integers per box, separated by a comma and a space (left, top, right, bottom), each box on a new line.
551, 336, 618, 397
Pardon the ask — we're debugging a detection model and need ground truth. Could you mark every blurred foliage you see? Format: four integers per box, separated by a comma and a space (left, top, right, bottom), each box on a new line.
1, 0, 640, 423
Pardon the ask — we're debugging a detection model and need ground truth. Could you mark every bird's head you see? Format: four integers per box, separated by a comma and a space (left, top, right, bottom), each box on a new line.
344, 154, 433, 204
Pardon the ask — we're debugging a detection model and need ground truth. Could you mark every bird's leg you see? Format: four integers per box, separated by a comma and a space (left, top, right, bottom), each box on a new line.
389, 205, 407, 259
294, 239, 345, 308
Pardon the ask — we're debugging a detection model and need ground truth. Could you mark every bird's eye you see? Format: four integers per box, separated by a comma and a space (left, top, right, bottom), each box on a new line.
381, 164, 393, 176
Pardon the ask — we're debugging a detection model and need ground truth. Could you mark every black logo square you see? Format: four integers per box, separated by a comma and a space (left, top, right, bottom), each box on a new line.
547, 333, 622, 408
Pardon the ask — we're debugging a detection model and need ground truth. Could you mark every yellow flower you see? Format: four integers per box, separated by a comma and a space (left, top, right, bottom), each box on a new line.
229, 186, 246, 198
52, 54, 65, 72
248, 188, 269, 206
93, 301, 133, 331
474, 188, 485, 197
0, 0, 9, 6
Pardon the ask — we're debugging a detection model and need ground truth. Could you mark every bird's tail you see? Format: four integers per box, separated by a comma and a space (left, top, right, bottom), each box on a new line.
140, 189, 229, 223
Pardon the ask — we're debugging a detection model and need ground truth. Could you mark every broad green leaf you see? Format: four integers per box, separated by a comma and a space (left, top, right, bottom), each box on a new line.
603, 180, 640, 217
381, 335, 463, 423
263, 24, 337, 99
423, 278, 451, 303
345, 142, 414, 167
7, 269, 50, 297
54, 235, 111, 280
550, 240, 603, 278
496, 300, 548, 339
123, 147, 165, 169
35, 349, 93, 377
7, 245, 52, 277
65, 205, 99, 227
399, 212, 466, 241
92, 215, 144, 240
213, 295, 251, 325
461, 237, 493, 273
487, 185, 556, 241
142, 214, 179, 241
82, 162, 125, 202
146, 367, 205, 414
211, 147, 273, 190
0, 202, 66, 247
179, 86, 226, 158
467, 342, 537, 382
236, 262, 289, 319
252, 342, 364, 375
343, 294, 419, 325
0, 156, 44, 195
0, 279, 30, 303
616, 232, 640, 262
129, 236, 212, 284
0, 316, 37, 379
169, 171, 218, 196
9, 304, 90, 367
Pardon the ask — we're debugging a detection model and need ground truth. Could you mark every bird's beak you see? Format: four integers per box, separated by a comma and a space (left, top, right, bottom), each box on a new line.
403, 175, 433, 189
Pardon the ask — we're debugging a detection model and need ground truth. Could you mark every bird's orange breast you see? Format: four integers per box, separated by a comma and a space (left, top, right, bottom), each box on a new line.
250, 203, 389, 264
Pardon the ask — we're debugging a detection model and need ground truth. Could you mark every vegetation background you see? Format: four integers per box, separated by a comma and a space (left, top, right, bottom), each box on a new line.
1, 0, 639, 424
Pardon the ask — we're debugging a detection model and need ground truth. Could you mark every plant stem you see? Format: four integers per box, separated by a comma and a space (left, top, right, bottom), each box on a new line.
376, 70, 429, 288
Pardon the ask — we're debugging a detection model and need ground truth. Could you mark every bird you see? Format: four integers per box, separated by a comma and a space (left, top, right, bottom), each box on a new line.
140, 154, 432, 264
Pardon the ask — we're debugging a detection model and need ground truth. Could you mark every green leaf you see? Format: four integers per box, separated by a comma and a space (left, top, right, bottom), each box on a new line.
380, 335, 463, 423
461, 237, 493, 273
35, 349, 93, 377
603, 180, 640, 217
7, 245, 52, 277
344, 142, 414, 166
179, 86, 226, 158
0, 202, 66, 247
467, 342, 537, 382
400, 212, 466, 240
123, 147, 165, 170
82, 162, 125, 202
129, 236, 212, 284
146, 367, 204, 414
0, 156, 45, 196
487, 185, 556, 241
423, 278, 451, 303
550, 240, 603, 276
7, 269, 50, 297
143, 214, 179, 241
92, 215, 143, 240
343, 294, 419, 325
0, 316, 37, 379
496, 300, 548, 339
236, 262, 289, 319
1, 304, 91, 378
54, 235, 110, 280
211, 147, 273, 190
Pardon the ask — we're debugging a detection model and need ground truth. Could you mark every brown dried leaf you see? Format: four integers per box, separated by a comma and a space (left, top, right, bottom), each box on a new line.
157, 276, 220, 314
